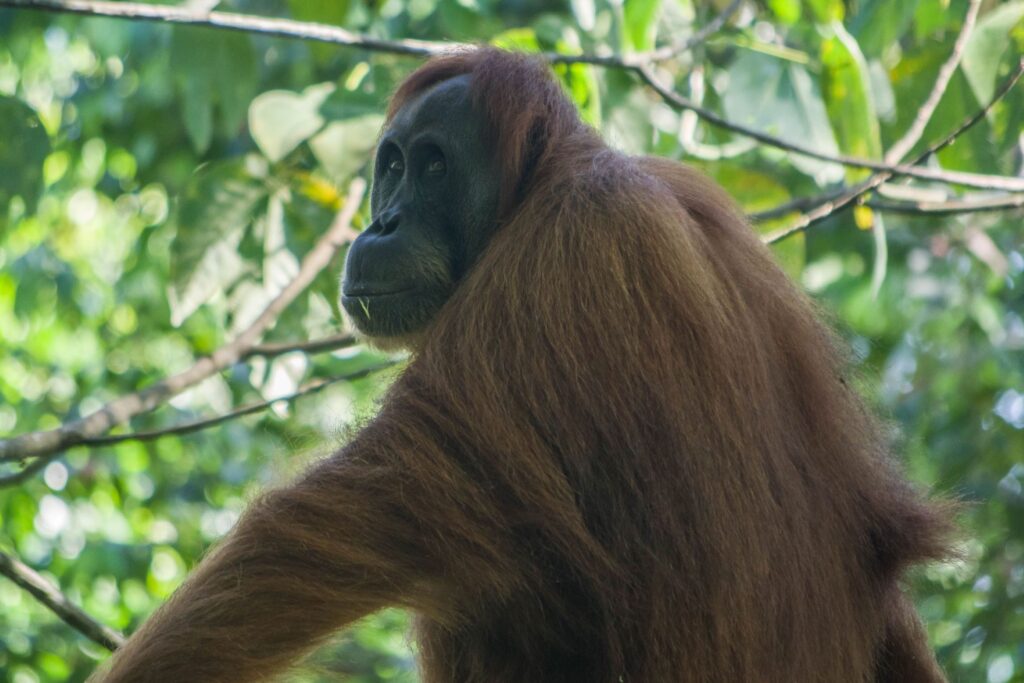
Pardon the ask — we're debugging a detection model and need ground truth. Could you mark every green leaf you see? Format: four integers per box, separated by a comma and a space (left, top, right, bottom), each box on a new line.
913, 0, 951, 41
213, 38, 259, 138
961, 1, 1024, 105
171, 27, 258, 153
720, 50, 843, 183
623, 0, 663, 51
848, 0, 919, 58
169, 158, 269, 325
769, 0, 802, 25
804, 0, 844, 22
0, 96, 50, 215
249, 83, 336, 163
309, 114, 384, 181
820, 22, 882, 167
181, 86, 213, 154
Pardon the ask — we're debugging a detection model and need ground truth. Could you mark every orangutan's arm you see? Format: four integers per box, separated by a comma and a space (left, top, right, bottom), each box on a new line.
92, 419, 514, 683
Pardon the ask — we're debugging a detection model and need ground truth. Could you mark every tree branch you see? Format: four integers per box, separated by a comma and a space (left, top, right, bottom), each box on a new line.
0, 548, 125, 651
6, 0, 1023, 193
0, 0, 721, 67
864, 193, 1024, 216
0, 179, 366, 471
762, 58, 1024, 244
884, 0, 981, 164
241, 333, 358, 361
75, 362, 397, 449
635, 64, 1024, 192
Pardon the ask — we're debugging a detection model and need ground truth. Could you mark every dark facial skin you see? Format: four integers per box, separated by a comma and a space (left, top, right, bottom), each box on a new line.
341, 76, 501, 346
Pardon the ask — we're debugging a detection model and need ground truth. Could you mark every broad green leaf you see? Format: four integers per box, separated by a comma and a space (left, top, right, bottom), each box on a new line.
848, 0, 919, 58
720, 50, 843, 183
624, 0, 662, 51
213, 37, 258, 138
309, 114, 385, 181
181, 86, 213, 154
803, 0, 843, 22
961, 1, 1024, 105
820, 22, 881, 168
171, 27, 258, 152
769, 0, 802, 25
913, 0, 952, 41
169, 159, 269, 325
0, 96, 49, 215
248, 83, 335, 163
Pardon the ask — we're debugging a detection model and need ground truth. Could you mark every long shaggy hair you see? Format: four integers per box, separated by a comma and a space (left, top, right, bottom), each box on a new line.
96, 49, 954, 683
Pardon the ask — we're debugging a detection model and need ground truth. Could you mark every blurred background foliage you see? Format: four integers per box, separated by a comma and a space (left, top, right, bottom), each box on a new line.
0, 0, 1022, 681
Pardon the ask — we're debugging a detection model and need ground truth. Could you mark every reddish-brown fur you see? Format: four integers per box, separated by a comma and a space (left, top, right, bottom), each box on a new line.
95, 49, 953, 682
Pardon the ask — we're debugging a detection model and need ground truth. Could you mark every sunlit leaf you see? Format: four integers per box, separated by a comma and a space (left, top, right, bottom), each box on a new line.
623, 0, 662, 51
820, 22, 882, 167
720, 50, 843, 183
309, 114, 384, 181
961, 1, 1024, 105
168, 159, 269, 325
249, 83, 336, 163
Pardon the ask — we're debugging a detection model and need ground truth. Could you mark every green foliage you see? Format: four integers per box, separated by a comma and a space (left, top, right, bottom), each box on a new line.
0, 1, 1022, 681
0, 96, 49, 217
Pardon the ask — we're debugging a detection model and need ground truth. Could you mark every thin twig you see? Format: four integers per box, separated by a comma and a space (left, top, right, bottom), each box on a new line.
242, 333, 358, 361
78, 362, 397, 448
762, 58, 1024, 243
749, 189, 847, 222
0, 549, 125, 651
636, 64, 1024, 192
864, 193, 1024, 215
884, 0, 981, 163
0, 180, 366, 469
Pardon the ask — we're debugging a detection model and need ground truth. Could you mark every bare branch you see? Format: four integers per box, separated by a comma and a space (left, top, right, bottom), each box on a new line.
864, 193, 1024, 216
242, 334, 358, 361
0, 180, 366, 469
0, 0, 451, 57
636, 64, 1024, 192
6, 0, 1023, 193
0, 0, 722, 68
884, 0, 982, 163
78, 362, 397, 448
762, 58, 1024, 244
0, 548, 125, 651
